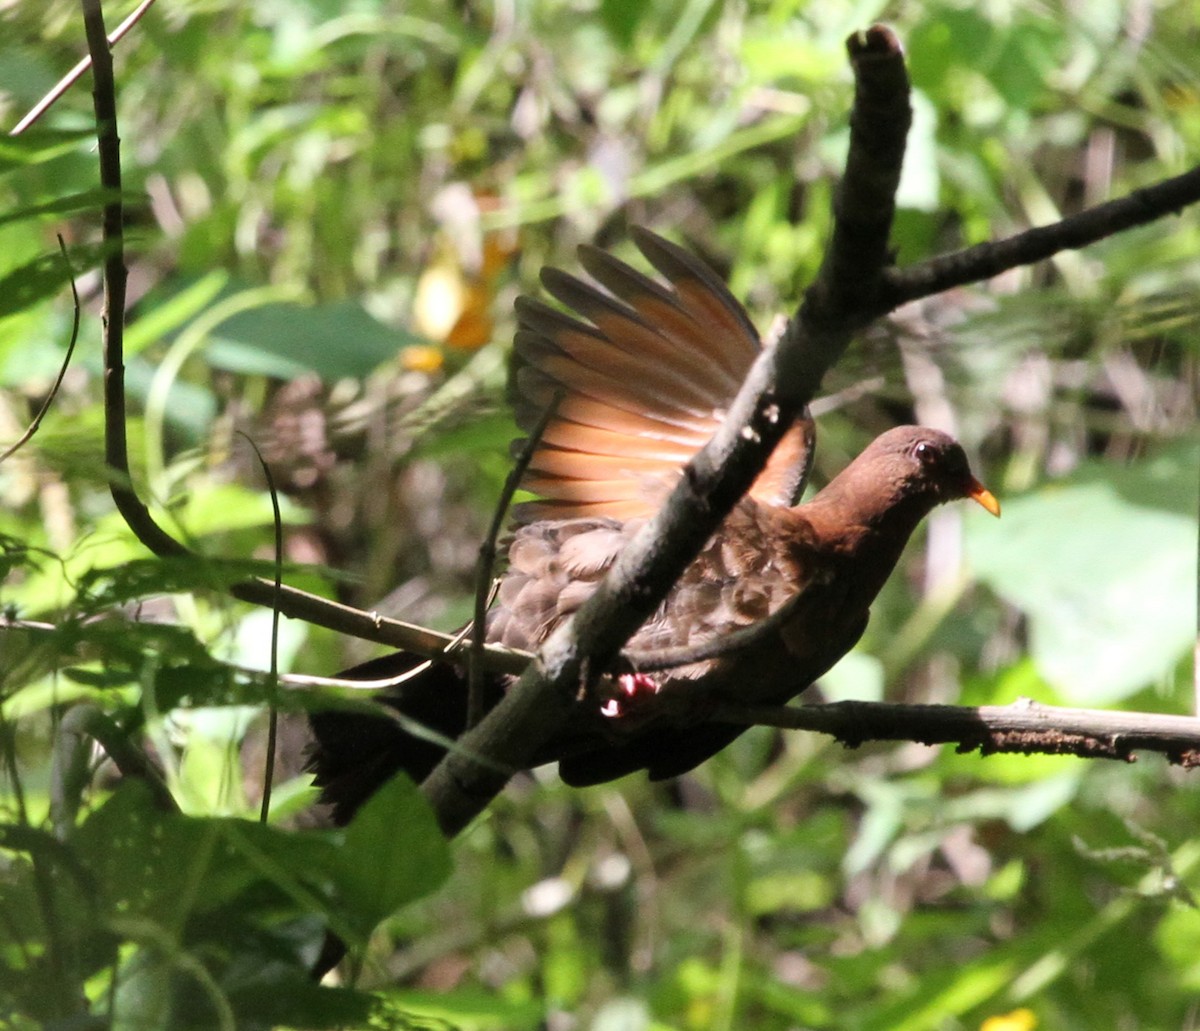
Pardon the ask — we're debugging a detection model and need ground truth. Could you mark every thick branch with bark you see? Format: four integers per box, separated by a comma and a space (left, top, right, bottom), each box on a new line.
419, 27, 918, 834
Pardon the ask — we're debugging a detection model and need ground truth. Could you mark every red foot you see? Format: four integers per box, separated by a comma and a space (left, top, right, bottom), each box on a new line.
600, 672, 660, 718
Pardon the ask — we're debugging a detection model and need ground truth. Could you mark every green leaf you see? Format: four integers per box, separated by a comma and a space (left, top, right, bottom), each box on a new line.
124, 271, 230, 358
967, 439, 1199, 702
205, 300, 423, 380
1155, 906, 1200, 990
0, 128, 93, 173
989, 15, 1061, 109
0, 187, 124, 229
863, 954, 1018, 1031
332, 774, 452, 939
170, 482, 309, 537
0, 241, 113, 318
745, 869, 835, 916
599, 0, 646, 49
374, 987, 545, 1030
222, 972, 373, 1028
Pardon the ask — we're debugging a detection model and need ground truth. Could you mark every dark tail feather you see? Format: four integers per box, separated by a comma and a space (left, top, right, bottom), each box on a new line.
307, 652, 491, 825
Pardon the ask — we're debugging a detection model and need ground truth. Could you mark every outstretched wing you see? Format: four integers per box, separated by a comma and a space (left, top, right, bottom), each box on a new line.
511, 226, 814, 523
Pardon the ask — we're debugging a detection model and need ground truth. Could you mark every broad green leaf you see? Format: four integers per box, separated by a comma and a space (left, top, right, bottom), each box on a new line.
74, 781, 328, 925
374, 988, 544, 1031
205, 299, 423, 380
599, 0, 647, 49
967, 439, 1198, 702
1154, 906, 1200, 990
864, 956, 1019, 1031
0, 241, 113, 318
124, 271, 230, 357
332, 773, 452, 940
169, 482, 308, 537
745, 869, 835, 915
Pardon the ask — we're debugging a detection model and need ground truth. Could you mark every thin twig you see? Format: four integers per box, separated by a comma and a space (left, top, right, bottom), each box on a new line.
11, 0, 157, 136
83, 0, 186, 560
270, 661, 436, 690
0, 237, 80, 464
468, 392, 561, 728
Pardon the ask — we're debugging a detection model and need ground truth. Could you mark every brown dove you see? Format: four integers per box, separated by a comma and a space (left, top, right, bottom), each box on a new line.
308, 228, 999, 822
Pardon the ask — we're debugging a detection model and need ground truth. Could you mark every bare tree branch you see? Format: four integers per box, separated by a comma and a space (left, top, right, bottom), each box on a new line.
880, 165, 1200, 308
84, 0, 186, 562
708, 699, 1200, 767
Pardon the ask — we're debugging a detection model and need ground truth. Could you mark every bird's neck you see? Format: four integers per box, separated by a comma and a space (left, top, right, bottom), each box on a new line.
799, 473, 934, 580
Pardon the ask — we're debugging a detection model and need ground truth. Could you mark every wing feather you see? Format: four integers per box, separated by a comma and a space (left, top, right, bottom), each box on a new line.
512, 227, 815, 521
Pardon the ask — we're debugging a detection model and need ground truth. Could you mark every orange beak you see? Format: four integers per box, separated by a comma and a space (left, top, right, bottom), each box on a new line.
967, 478, 1001, 517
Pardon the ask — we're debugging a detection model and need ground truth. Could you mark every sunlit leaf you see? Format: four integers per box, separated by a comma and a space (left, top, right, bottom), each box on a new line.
967, 440, 1198, 702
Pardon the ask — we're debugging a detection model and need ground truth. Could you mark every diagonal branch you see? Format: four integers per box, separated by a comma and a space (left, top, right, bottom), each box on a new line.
879, 164, 1200, 309
799, 25, 911, 330
12, 0, 157, 136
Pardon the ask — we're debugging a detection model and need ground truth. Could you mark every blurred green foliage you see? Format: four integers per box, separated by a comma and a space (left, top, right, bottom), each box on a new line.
0, 0, 1197, 1028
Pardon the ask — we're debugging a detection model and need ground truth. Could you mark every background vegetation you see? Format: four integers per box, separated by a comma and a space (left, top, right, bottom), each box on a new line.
0, 0, 1197, 1028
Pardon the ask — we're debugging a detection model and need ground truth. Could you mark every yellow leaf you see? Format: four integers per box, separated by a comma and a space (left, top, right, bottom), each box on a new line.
980, 1008, 1037, 1031
401, 345, 444, 374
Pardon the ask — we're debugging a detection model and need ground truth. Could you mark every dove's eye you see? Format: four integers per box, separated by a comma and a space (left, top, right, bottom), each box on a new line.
911, 439, 950, 472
